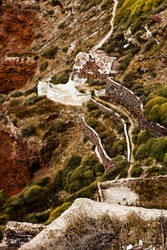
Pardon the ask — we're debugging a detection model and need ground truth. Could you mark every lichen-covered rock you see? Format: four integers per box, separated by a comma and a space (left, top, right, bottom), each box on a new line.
0, 221, 46, 249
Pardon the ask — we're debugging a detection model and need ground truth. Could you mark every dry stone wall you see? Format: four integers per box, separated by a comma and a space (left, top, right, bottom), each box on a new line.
90, 99, 131, 162
80, 116, 116, 171
106, 78, 167, 137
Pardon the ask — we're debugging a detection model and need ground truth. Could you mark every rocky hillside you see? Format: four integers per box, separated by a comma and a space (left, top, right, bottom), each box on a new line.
0, 0, 167, 248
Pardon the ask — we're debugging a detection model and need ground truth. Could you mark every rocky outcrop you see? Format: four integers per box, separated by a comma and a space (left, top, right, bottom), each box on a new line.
106, 78, 167, 137
80, 116, 116, 170
0, 58, 37, 94
0, 3, 40, 93
0, 128, 59, 196
19, 198, 167, 250
0, 221, 45, 249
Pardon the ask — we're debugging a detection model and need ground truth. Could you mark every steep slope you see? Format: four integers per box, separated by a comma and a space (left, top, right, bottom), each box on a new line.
1, 0, 167, 246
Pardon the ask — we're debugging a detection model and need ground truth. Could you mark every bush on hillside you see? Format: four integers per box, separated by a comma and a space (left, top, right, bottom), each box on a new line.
87, 101, 98, 111
52, 120, 66, 133
10, 91, 23, 98
144, 96, 167, 125
51, 72, 69, 85
35, 177, 50, 187
24, 185, 44, 204
46, 202, 71, 225
0, 190, 6, 204
51, 0, 59, 6
130, 162, 142, 177
40, 61, 48, 72
24, 96, 45, 106
137, 130, 151, 144
66, 155, 82, 169
42, 46, 59, 59
21, 125, 36, 137
146, 166, 166, 177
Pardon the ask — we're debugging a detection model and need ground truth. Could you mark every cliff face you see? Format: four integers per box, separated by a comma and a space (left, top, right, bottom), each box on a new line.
0, 128, 59, 196
0, 2, 40, 94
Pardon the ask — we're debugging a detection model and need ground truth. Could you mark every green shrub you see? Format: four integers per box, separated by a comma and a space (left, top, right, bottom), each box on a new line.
146, 166, 166, 177
135, 144, 147, 160
21, 125, 36, 137
40, 61, 48, 72
10, 91, 22, 98
137, 130, 151, 144
0, 190, 6, 204
51, 72, 69, 85
144, 157, 154, 166
130, 163, 142, 177
58, 22, 65, 29
65, 182, 97, 203
52, 120, 66, 133
87, 101, 98, 111
24, 185, 44, 204
84, 170, 94, 181
132, 126, 141, 135
150, 137, 167, 162
46, 202, 71, 224
112, 139, 126, 155
35, 177, 50, 187
81, 155, 98, 168
24, 96, 45, 106
25, 211, 49, 224
164, 153, 167, 165
0, 214, 9, 225
66, 155, 82, 170
23, 85, 37, 96
42, 46, 59, 59
47, 10, 54, 15
93, 163, 104, 174
91, 110, 102, 118
101, 0, 113, 10
86, 119, 98, 129
51, 0, 59, 6
0, 226, 4, 241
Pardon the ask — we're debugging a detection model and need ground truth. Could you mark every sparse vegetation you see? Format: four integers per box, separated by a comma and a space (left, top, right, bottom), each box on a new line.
42, 46, 59, 59
52, 212, 163, 249
40, 61, 48, 72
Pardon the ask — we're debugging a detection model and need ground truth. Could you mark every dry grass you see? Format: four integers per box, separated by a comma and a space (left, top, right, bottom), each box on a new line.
49, 212, 165, 250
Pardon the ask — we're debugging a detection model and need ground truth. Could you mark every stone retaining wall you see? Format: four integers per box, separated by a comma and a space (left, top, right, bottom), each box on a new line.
106, 78, 167, 137
80, 116, 116, 171
90, 99, 131, 162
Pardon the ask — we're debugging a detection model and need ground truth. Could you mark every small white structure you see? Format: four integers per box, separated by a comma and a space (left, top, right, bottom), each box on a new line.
38, 76, 91, 106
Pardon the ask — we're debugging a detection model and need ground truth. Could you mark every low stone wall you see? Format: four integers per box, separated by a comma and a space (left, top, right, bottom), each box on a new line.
100, 175, 167, 209
90, 99, 131, 162
38, 81, 91, 106
106, 78, 167, 137
80, 116, 116, 171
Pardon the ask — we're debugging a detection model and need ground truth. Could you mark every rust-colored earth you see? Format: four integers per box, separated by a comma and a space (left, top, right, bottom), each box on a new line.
0, 5, 40, 93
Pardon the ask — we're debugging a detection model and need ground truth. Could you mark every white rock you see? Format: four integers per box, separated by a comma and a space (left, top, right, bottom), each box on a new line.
127, 244, 133, 250
139, 239, 143, 246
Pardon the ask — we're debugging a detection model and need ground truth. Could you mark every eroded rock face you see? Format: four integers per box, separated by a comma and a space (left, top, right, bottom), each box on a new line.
0, 129, 59, 196
0, 58, 37, 94
0, 3, 40, 94
0, 221, 46, 249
